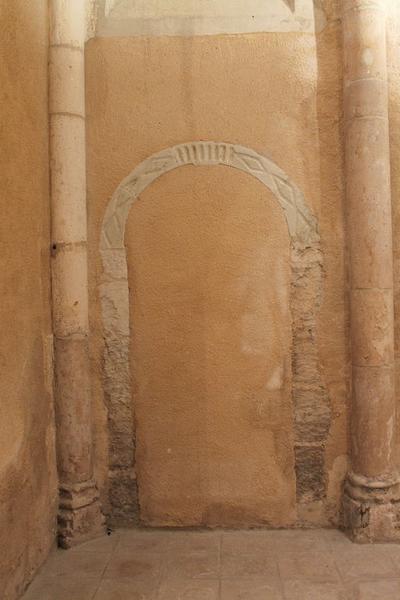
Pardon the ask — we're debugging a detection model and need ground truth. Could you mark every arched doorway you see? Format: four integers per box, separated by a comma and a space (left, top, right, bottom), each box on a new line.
99, 142, 327, 526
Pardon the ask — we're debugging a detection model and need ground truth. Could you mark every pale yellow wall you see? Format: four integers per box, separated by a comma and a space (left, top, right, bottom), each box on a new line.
87, 0, 349, 526
127, 166, 296, 527
0, 2, 57, 598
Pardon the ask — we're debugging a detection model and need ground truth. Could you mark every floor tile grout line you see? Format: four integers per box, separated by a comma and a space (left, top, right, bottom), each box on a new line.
330, 549, 347, 588
387, 551, 400, 578
330, 536, 400, 585
275, 543, 287, 600
90, 533, 121, 599
322, 530, 337, 556
154, 538, 168, 600
341, 574, 400, 583
90, 577, 102, 600
218, 532, 222, 600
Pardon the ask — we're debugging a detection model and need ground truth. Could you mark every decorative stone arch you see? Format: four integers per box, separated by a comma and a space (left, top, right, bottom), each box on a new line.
99, 142, 330, 524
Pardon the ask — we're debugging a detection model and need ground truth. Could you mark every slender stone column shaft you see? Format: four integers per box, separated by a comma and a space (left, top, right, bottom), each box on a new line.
342, 0, 400, 541
50, 0, 104, 547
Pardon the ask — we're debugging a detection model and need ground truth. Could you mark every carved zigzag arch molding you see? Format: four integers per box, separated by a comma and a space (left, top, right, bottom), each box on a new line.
99, 141, 329, 524
100, 142, 318, 250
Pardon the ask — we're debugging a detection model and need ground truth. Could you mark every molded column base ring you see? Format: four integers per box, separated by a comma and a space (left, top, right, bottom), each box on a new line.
58, 480, 106, 549
343, 477, 400, 543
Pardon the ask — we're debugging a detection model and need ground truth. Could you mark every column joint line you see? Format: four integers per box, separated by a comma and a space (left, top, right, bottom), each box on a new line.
50, 111, 85, 120
50, 43, 84, 53
346, 77, 386, 85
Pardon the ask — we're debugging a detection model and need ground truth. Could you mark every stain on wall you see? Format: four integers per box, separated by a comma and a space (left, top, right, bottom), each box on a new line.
0, 2, 58, 598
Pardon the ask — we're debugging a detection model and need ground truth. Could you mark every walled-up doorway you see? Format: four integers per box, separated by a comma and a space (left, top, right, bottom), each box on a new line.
126, 165, 296, 527
99, 142, 323, 528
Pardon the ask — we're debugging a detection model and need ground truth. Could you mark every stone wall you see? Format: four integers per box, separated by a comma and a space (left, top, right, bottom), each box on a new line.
86, 0, 349, 528
0, 2, 58, 598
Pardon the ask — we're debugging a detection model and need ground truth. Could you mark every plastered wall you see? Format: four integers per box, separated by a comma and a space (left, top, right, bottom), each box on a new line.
127, 166, 296, 526
87, 0, 349, 527
0, 2, 58, 598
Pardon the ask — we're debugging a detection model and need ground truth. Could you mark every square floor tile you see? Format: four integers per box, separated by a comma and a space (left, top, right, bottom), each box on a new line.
94, 577, 159, 600
118, 530, 171, 554
157, 578, 219, 600
350, 579, 400, 600
69, 532, 120, 555
104, 549, 162, 580
266, 530, 330, 554
379, 545, 400, 574
334, 546, 398, 582
220, 577, 284, 599
163, 550, 219, 580
44, 549, 110, 578
221, 552, 279, 579
278, 550, 339, 583
168, 531, 221, 556
284, 581, 351, 600
22, 575, 99, 600
323, 530, 354, 552
221, 531, 277, 557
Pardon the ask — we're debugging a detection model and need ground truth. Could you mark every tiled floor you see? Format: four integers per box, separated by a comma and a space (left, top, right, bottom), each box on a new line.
21, 528, 400, 599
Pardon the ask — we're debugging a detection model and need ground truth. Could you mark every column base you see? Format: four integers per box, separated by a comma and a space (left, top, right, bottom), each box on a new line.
343, 472, 400, 543
58, 479, 106, 549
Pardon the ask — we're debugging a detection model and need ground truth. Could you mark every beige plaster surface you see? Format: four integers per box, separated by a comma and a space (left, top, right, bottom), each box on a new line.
0, 1, 58, 598
86, 29, 348, 527
127, 166, 295, 526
